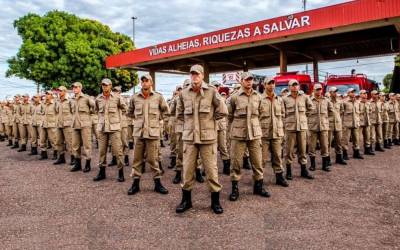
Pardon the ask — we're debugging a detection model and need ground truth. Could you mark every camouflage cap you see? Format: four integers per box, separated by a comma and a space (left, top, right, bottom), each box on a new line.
314, 83, 323, 90
240, 72, 253, 81
347, 88, 356, 93
288, 79, 299, 87
101, 78, 112, 85
371, 90, 378, 95
58, 86, 68, 92
190, 64, 204, 75
280, 88, 289, 94
359, 89, 367, 94
263, 77, 275, 85
329, 86, 338, 92
140, 74, 153, 82
72, 82, 82, 88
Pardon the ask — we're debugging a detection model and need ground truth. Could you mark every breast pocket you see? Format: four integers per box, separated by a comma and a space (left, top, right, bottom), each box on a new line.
184, 101, 193, 115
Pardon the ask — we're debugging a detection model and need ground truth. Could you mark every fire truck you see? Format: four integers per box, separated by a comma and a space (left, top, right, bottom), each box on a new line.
324, 74, 379, 96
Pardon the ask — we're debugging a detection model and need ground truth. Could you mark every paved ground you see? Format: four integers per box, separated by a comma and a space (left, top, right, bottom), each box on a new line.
1, 142, 400, 250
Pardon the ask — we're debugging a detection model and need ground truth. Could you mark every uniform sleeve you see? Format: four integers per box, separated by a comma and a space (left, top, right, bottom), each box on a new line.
127, 97, 135, 118
176, 93, 184, 122
306, 95, 314, 112
226, 95, 235, 123
119, 97, 127, 114
213, 90, 228, 120
159, 95, 170, 120
327, 99, 334, 118
280, 98, 285, 118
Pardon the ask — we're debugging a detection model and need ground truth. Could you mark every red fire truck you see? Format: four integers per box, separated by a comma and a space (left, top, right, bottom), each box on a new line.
324, 74, 379, 95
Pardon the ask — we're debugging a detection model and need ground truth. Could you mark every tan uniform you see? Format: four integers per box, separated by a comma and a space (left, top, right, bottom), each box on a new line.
12, 102, 21, 142
91, 113, 99, 143
0, 105, 5, 138
126, 99, 134, 148
359, 101, 371, 148
176, 82, 227, 192
282, 93, 313, 165
5, 105, 13, 140
369, 99, 383, 146
328, 98, 344, 155
71, 93, 94, 160
96, 92, 127, 169
217, 116, 229, 160
388, 100, 399, 141
40, 100, 58, 152
382, 101, 390, 141
260, 93, 285, 174
56, 98, 73, 155
228, 88, 263, 181
18, 102, 33, 146
119, 99, 129, 156
175, 95, 184, 171
129, 90, 169, 179
31, 103, 43, 148
168, 96, 178, 158
307, 96, 333, 158
342, 98, 361, 151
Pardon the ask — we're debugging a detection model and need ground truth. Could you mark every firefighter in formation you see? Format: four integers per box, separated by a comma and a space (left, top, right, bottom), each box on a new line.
1, 64, 399, 215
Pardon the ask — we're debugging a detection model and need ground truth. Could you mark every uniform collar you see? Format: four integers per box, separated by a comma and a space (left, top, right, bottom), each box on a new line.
238, 87, 256, 96
101, 92, 115, 99
188, 81, 208, 91
138, 89, 154, 98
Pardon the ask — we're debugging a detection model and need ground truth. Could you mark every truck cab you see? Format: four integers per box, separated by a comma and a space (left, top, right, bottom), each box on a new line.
324, 74, 379, 96
273, 72, 315, 95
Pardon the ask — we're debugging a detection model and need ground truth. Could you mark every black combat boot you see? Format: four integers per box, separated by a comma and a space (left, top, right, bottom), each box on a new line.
322, 157, 331, 172
83, 159, 91, 172
195, 168, 204, 183
375, 143, 384, 152
353, 149, 364, 159
108, 156, 117, 166
160, 140, 165, 147
211, 192, 223, 214
39, 151, 48, 160
124, 155, 129, 166
17, 144, 26, 152
343, 150, 350, 160
222, 159, 230, 175
29, 147, 38, 155
52, 150, 58, 160
243, 156, 252, 170
176, 189, 192, 213
93, 167, 106, 181
154, 178, 168, 194
309, 156, 316, 171
395, 139, 400, 145
70, 155, 75, 165
53, 153, 66, 165
11, 141, 19, 149
364, 146, 375, 155
327, 155, 332, 166
286, 164, 293, 180
127, 179, 140, 195
301, 164, 314, 179
117, 169, 124, 182
169, 156, 176, 169
7, 139, 13, 146
275, 172, 289, 187
384, 140, 391, 149
173, 170, 182, 184
128, 141, 134, 150
70, 158, 82, 172
335, 154, 347, 165
253, 179, 271, 197
229, 181, 239, 201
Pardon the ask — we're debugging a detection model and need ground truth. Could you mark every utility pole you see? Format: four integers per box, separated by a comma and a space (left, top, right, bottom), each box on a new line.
303, 0, 309, 78
132, 16, 137, 94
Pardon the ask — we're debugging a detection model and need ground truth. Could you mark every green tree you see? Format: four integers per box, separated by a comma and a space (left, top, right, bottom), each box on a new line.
383, 73, 392, 90
6, 11, 137, 95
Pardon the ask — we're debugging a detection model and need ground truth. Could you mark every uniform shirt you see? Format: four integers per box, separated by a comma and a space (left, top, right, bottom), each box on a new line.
382, 101, 390, 123
342, 97, 360, 128
31, 103, 43, 127
359, 100, 371, 127
42, 100, 58, 128
282, 93, 313, 132
129, 90, 169, 139
388, 100, 399, 123
328, 97, 344, 131
12, 102, 21, 123
260, 92, 285, 139
72, 92, 95, 129
96, 92, 127, 133
228, 87, 262, 141
57, 98, 73, 128
369, 99, 383, 125
176, 82, 227, 144
18, 102, 33, 125
307, 96, 333, 132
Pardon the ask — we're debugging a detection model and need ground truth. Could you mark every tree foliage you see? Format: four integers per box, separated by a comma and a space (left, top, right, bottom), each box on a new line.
6, 10, 137, 95
383, 73, 392, 89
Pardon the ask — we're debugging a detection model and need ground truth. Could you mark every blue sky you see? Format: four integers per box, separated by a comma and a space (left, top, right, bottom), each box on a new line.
0, 0, 395, 99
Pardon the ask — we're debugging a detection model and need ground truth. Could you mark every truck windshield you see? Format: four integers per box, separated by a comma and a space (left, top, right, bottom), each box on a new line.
274, 84, 289, 95
328, 84, 360, 94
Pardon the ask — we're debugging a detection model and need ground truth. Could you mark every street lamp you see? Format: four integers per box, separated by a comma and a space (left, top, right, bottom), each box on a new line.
131, 16, 137, 44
